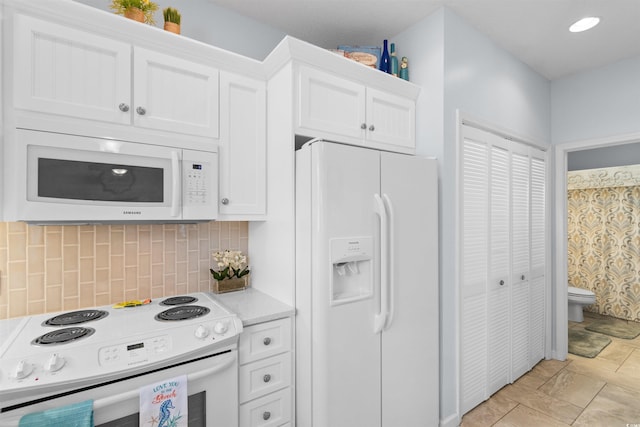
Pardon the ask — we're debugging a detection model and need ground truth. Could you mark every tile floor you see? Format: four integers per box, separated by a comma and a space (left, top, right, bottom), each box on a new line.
461, 312, 640, 426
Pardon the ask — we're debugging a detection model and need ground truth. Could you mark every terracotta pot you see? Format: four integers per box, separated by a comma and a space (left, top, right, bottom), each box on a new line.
124, 7, 145, 23
164, 21, 181, 34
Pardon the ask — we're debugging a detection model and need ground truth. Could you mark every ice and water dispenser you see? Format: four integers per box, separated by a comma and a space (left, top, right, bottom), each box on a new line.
330, 237, 373, 305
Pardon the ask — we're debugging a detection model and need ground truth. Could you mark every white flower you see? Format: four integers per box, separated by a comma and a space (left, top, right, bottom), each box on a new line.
210, 250, 250, 280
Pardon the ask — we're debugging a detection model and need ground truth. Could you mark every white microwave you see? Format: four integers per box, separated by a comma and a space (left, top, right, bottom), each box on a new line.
4, 129, 218, 223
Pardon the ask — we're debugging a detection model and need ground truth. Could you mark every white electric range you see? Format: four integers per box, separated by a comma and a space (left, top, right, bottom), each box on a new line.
0, 292, 242, 426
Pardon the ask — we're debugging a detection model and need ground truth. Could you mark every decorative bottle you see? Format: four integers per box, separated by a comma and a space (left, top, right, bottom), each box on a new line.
399, 56, 409, 81
390, 43, 399, 77
379, 39, 390, 73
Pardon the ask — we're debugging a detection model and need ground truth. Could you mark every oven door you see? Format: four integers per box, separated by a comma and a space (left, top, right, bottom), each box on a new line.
0, 350, 238, 427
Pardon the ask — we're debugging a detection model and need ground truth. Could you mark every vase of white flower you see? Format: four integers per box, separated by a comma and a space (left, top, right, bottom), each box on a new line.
210, 250, 250, 293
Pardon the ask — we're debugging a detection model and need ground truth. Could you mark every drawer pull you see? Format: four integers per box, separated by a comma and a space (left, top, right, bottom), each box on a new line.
263, 411, 271, 421
263, 337, 272, 346
263, 374, 271, 383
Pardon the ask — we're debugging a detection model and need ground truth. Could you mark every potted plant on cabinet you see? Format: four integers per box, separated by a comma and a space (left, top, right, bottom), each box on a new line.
163, 7, 181, 34
210, 250, 250, 293
110, 0, 158, 25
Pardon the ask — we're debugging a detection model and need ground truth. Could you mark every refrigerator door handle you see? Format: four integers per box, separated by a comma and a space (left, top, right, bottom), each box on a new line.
382, 194, 395, 330
374, 193, 388, 334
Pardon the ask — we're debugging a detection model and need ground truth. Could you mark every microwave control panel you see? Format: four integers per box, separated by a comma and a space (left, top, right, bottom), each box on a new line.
185, 163, 207, 205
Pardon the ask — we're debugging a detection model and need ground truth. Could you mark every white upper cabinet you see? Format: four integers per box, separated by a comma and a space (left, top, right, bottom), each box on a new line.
13, 14, 219, 139
365, 87, 415, 150
14, 14, 131, 125
298, 65, 365, 140
218, 71, 266, 218
133, 48, 219, 138
297, 65, 415, 153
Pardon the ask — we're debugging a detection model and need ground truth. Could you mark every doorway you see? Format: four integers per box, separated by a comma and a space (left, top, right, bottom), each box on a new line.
553, 135, 640, 359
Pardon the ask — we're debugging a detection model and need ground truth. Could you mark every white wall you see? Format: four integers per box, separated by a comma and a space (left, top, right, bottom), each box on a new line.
73, 0, 285, 60
551, 55, 640, 145
395, 8, 551, 426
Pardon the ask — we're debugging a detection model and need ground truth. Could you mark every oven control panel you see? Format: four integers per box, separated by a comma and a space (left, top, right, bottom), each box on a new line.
99, 334, 172, 368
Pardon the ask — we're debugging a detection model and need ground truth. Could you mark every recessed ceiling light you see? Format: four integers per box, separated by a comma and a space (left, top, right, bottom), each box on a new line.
569, 17, 600, 33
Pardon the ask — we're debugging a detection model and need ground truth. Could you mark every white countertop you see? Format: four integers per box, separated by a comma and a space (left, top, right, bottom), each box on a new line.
209, 288, 294, 327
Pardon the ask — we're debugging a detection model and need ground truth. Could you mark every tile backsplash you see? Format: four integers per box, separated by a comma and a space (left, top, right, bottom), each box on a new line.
0, 221, 248, 319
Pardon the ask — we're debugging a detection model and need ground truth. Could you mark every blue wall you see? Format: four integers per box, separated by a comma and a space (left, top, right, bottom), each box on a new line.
552, 56, 640, 145
394, 8, 550, 426
73, 0, 285, 60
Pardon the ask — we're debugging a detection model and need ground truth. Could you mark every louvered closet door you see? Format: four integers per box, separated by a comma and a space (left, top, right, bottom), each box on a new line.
510, 144, 530, 380
529, 150, 546, 365
460, 132, 489, 414
487, 141, 511, 395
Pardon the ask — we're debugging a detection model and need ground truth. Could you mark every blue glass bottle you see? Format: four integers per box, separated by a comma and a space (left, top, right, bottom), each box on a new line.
390, 43, 399, 77
379, 39, 390, 73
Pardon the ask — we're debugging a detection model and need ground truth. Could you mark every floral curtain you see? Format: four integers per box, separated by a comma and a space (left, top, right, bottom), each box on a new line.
567, 165, 640, 322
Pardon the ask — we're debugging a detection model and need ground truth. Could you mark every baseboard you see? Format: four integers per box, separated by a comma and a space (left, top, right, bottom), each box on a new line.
440, 412, 460, 427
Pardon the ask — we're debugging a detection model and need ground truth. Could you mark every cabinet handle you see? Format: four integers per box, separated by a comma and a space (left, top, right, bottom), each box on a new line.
262, 411, 271, 421
369, 125, 375, 131
361, 123, 367, 130
499, 280, 504, 286
521, 275, 525, 281
136, 106, 146, 115
221, 198, 229, 205
263, 337, 272, 346
263, 374, 271, 383
118, 103, 130, 112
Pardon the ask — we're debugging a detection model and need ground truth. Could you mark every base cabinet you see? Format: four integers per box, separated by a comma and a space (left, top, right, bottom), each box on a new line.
239, 318, 292, 427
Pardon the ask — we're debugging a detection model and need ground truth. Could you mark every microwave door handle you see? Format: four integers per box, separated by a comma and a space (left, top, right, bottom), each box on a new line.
92, 354, 236, 411
171, 151, 180, 218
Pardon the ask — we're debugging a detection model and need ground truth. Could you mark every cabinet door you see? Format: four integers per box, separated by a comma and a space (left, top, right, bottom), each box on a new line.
510, 144, 530, 380
14, 14, 131, 124
529, 150, 546, 365
487, 143, 511, 395
133, 47, 219, 137
460, 132, 489, 414
365, 88, 415, 151
218, 72, 266, 217
297, 65, 365, 140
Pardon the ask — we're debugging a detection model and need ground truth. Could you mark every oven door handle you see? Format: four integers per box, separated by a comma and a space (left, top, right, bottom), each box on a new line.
93, 355, 235, 410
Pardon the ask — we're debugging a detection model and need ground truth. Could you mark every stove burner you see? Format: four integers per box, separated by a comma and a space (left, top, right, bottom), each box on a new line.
155, 305, 210, 321
44, 309, 109, 326
32, 327, 96, 346
160, 296, 198, 306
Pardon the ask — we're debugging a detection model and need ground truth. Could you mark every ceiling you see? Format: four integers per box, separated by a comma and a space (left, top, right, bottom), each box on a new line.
208, 0, 640, 80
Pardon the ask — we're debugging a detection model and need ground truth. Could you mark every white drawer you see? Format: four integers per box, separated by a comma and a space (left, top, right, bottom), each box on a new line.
240, 388, 291, 427
240, 352, 292, 403
240, 318, 291, 364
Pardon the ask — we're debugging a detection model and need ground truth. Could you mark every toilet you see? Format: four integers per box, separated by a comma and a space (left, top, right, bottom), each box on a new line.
568, 286, 596, 322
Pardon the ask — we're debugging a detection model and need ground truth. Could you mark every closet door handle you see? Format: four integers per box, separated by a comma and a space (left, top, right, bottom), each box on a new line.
521, 274, 525, 281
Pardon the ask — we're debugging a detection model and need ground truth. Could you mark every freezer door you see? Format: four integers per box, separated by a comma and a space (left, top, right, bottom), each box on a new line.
305, 141, 382, 427
380, 152, 439, 426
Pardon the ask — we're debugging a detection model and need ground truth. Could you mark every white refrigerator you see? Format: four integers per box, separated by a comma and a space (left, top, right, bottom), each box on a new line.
295, 140, 439, 427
